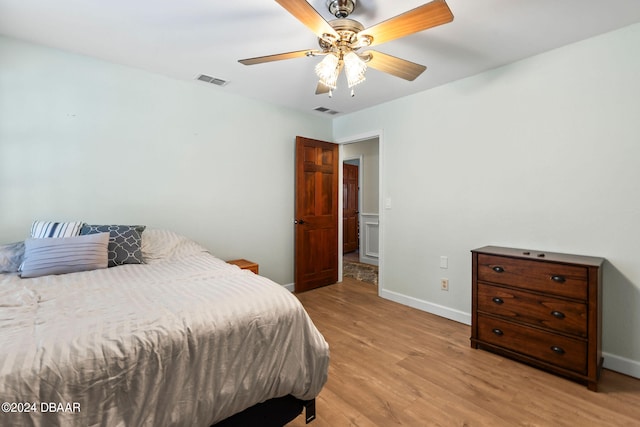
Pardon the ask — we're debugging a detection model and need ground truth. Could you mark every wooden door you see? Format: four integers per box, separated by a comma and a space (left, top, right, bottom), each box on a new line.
343, 163, 359, 254
295, 136, 339, 292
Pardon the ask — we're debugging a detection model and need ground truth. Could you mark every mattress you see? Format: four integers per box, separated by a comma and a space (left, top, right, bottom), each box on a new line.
0, 229, 329, 426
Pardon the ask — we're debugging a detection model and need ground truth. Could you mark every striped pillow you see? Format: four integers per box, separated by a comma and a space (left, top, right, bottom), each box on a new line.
20, 232, 110, 278
30, 221, 83, 238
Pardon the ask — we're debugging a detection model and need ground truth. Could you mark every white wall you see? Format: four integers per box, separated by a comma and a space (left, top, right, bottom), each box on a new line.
2, 23, 639, 378
0, 36, 332, 285
333, 24, 640, 377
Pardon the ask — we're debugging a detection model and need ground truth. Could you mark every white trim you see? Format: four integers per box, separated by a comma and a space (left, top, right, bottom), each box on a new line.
337, 146, 344, 280
379, 289, 639, 379
602, 352, 640, 379
283, 283, 295, 292
364, 222, 379, 258
292, 280, 639, 379
380, 288, 471, 325
360, 213, 379, 266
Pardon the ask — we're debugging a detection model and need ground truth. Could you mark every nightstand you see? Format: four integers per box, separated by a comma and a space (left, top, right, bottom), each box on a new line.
227, 259, 259, 274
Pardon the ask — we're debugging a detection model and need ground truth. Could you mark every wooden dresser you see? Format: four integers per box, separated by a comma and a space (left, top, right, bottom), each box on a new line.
470, 246, 604, 391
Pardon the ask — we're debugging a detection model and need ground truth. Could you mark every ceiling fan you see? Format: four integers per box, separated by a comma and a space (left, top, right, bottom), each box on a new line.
238, 0, 454, 97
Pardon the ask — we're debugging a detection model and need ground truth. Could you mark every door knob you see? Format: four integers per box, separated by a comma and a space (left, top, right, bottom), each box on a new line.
294, 219, 305, 225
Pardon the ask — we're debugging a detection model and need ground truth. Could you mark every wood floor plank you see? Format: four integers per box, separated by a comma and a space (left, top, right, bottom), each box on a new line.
288, 278, 640, 426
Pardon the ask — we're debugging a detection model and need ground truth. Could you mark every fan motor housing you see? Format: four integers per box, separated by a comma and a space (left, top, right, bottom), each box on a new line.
318, 18, 365, 51
328, 0, 355, 18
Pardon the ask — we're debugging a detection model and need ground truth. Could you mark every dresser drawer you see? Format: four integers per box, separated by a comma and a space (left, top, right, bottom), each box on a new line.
477, 254, 588, 300
477, 283, 587, 337
477, 314, 587, 374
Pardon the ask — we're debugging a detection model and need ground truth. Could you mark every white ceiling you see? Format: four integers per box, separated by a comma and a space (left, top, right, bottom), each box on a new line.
1, 0, 639, 116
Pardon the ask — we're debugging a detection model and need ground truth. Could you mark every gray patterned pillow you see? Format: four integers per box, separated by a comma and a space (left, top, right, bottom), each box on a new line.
0, 241, 25, 273
80, 225, 146, 267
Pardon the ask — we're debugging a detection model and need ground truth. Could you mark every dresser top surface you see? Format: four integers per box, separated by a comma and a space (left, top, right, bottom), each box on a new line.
472, 245, 604, 267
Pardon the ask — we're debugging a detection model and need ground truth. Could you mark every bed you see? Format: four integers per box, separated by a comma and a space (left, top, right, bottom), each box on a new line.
0, 228, 329, 426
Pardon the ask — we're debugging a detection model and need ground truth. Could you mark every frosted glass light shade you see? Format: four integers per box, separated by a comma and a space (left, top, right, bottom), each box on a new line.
344, 52, 366, 88
315, 54, 340, 89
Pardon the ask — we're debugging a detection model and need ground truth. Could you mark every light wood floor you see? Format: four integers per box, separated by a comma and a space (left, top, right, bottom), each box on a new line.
287, 278, 640, 427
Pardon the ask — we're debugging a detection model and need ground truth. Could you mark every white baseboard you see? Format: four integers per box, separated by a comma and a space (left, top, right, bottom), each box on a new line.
380, 289, 640, 380
379, 288, 471, 325
283, 283, 295, 292
603, 352, 640, 379
296, 284, 640, 380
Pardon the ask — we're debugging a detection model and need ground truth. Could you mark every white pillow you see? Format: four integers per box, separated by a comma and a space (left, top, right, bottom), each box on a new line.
20, 232, 110, 278
141, 229, 209, 262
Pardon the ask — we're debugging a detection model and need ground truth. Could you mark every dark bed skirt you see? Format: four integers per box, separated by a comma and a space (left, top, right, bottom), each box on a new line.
212, 395, 315, 427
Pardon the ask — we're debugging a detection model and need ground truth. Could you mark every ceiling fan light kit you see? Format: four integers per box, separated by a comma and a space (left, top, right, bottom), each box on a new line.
315, 50, 366, 98
239, 0, 454, 97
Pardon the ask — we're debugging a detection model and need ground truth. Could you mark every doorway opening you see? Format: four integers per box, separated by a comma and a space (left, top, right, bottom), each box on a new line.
343, 159, 359, 258
341, 137, 379, 287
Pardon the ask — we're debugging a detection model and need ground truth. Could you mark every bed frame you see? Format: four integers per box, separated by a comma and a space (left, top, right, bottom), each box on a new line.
212, 396, 316, 427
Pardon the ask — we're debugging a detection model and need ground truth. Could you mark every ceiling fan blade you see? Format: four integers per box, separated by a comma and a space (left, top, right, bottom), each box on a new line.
275, 0, 339, 39
239, 49, 321, 65
364, 50, 427, 81
315, 82, 331, 94
359, 0, 453, 47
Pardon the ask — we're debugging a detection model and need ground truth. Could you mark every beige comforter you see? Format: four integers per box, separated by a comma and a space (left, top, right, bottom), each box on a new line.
0, 230, 329, 426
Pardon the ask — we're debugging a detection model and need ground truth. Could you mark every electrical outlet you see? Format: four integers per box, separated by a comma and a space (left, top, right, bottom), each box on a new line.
441, 278, 449, 291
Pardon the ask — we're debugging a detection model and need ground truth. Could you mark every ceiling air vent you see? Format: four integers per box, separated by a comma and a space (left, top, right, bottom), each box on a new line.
196, 74, 228, 86
314, 107, 340, 115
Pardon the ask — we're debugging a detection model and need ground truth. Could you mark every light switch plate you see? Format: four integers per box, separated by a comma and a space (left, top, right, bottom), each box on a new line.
440, 256, 448, 269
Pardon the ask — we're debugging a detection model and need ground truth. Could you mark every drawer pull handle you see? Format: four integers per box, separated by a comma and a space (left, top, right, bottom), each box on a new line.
551, 310, 565, 319
551, 275, 566, 283
492, 266, 505, 273
492, 328, 504, 336
550, 346, 565, 355
492, 297, 504, 305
